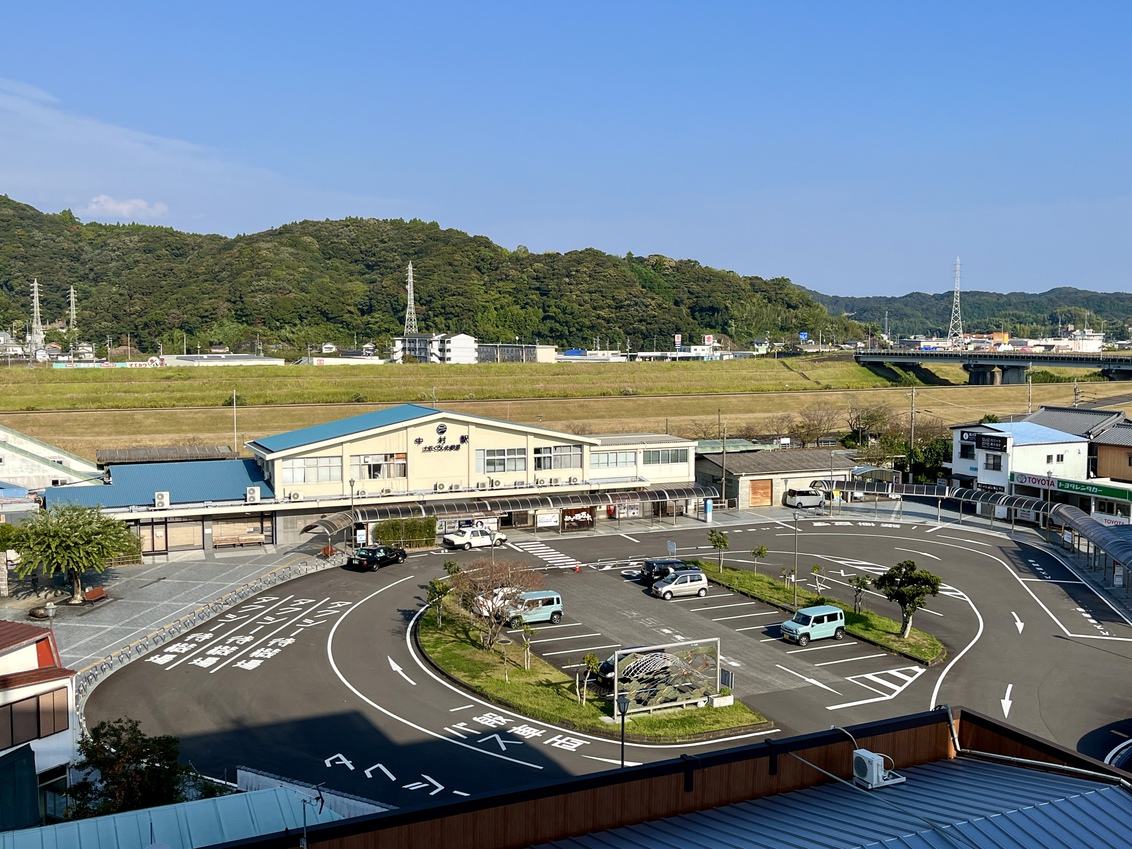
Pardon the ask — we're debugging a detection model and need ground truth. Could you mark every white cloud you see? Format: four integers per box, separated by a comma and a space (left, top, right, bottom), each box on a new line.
81, 194, 169, 221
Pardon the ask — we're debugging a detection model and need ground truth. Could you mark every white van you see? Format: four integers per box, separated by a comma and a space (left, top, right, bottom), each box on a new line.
785, 488, 824, 509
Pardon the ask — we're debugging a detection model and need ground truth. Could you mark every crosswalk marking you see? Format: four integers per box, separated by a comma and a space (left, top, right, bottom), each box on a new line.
512, 540, 580, 569
827, 665, 926, 710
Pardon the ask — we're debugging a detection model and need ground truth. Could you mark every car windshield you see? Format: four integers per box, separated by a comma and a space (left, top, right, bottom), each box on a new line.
356, 548, 378, 556
656, 575, 676, 586
791, 612, 812, 625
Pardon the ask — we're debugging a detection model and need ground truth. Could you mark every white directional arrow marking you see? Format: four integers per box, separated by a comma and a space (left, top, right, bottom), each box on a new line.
324, 753, 354, 769
1001, 684, 1014, 719
388, 656, 417, 685
364, 763, 395, 780
1011, 612, 1024, 634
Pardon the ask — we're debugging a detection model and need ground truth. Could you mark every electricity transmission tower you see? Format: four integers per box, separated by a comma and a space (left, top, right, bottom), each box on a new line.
403, 262, 418, 335
946, 257, 964, 348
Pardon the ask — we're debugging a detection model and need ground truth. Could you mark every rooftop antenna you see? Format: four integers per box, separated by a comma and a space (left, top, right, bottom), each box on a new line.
946, 257, 963, 349
403, 262, 418, 334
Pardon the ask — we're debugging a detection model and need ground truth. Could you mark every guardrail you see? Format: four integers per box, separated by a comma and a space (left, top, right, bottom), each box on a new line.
74, 552, 347, 727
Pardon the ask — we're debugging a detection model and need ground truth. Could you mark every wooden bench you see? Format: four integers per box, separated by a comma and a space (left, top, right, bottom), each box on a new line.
213, 533, 266, 548
83, 586, 109, 604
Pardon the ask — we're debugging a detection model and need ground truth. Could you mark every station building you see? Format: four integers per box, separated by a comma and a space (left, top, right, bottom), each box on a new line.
46, 405, 711, 555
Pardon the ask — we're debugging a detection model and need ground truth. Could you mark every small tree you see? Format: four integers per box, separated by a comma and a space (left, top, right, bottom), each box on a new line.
811, 563, 825, 593
579, 652, 601, 705
66, 718, 198, 818
849, 574, 871, 614
707, 529, 730, 573
426, 578, 450, 628
520, 623, 536, 671
873, 559, 943, 638
14, 504, 141, 604
450, 557, 544, 649
750, 544, 768, 574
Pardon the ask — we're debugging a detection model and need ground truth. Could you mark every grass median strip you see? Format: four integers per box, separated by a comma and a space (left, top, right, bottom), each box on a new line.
417, 601, 767, 740
700, 563, 945, 664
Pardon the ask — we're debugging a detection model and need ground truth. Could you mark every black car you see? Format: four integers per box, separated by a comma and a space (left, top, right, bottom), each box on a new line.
639, 558, 696, 586
345, 545, 407, 571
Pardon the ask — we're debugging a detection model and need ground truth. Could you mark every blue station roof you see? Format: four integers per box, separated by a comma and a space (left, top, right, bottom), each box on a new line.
248, 404, 441, 454
44, 459, 271, 509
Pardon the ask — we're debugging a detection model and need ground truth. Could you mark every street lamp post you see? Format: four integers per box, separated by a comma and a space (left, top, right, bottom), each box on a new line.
793, 512, 799, 607
616, 693, 630, 768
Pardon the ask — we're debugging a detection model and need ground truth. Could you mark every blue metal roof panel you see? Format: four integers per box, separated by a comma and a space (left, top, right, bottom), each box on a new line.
43, 459, 272, 509
249, 404, 441, 454
0, 788, 342, 849
534, 759, 1132, 849
989, 422, 1087, 446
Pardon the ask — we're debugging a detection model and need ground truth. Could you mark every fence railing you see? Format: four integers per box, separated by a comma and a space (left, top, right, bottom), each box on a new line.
74, 552, 346, 726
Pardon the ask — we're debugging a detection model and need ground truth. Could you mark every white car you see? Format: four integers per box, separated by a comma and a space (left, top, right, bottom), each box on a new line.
442, 528, 507, 550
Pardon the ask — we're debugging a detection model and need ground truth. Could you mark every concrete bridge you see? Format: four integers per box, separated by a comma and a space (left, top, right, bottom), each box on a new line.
854, 349, 1132, 384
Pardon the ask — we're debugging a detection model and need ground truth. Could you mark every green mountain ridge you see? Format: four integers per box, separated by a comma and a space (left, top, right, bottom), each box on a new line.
810, 287, 1132, 340
0, 195, 856, 355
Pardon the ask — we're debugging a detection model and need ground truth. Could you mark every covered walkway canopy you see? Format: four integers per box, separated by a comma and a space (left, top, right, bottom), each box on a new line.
301, 485, 718, 536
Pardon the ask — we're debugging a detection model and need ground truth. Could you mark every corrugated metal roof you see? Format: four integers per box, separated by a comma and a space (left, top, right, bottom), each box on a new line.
987, 421, 1086, 446
96, 446, 237, 465
1023, 405, 1130, 438
0, 787, 343, 849
248, 404, 441, 454
593, 433, 694, 446
43, 460, 272, 509
533, 758, 1132, 849
698, 449, 857, 476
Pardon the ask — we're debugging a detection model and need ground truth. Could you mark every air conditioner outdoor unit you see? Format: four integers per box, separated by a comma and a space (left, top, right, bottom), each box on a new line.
568, 476, 579, 485
449, 484, 462, 492
246, 486, 261, 504
514, 480, 524, 487
380, 488, 392, 495
549, 477, 560, 486
491, 479, 501, 487
288, 492, 302, 502
536, 479, 546, 486
477, 482, 488, 491
356, 490, 366, 498
154, 491, 170, 509
435, 483, 446, 492
852, 749, 905, 790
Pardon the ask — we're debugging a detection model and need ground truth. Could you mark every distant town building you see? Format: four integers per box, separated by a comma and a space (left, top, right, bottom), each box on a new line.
391, 333, 477, 364
476, 342, 557, 364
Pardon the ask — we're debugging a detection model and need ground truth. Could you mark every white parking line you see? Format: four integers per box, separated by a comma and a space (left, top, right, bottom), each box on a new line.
786, 642, 859, 654
690, 601, 761, 612
714, 611, 781, 622
620, 534, 640, 543
1020, 578, 1085, 584
735, 625, 774, 632
543, 644, 620, 657
530, 633, 601, 644
508, 622, 582, 632
669, 593, 733, 603
937, 535, 991, 546
814, 653, 887, 667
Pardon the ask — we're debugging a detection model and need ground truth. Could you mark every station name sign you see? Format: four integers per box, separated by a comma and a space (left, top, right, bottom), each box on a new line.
959, 431, 1007, 452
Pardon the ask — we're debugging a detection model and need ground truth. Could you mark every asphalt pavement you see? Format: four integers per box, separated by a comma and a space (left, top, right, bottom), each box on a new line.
3, 497, 1129, 677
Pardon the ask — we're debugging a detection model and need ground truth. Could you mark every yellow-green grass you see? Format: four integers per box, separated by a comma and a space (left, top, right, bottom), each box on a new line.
0, 358, 1124, 461
416, 602, 766, 740
702, 563, 945, 664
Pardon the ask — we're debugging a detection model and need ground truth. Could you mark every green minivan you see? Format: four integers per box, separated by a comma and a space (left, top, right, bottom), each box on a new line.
780, 604, 845, 646
500, 590, 563, 627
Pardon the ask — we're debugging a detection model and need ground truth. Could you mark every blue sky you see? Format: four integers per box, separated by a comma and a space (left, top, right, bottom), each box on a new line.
1, 2, 1129, 297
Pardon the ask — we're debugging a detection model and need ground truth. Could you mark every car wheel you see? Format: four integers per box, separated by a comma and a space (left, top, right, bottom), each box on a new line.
463, 542, 472, 550
797, 634, 810, 647
662, 591, 674, 601
507, 617, 519, 628
795, 502, 804, 509
397, 554, 406, 563
697, 587, 707, 597
549, 611, 562, 624
834, 627, 845, 640
493, 538, 503, 547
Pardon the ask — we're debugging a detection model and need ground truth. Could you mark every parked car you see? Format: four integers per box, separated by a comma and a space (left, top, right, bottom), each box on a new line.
785, 488, 825, 509
442, 527, 508, 550
472, 586, 519, 617
344, 544, 407, 571
499, 590, 563, 626
639, 558, 695, 586
651, 569, 709, 600
780, 604, 846, 646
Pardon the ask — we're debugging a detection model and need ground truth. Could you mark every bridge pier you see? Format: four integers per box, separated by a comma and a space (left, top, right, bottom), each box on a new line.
1000, 365, 1029, 385
963, 364, 999, 385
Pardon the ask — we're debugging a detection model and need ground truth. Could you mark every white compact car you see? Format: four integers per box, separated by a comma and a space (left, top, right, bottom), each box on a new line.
442, 527, 508, 550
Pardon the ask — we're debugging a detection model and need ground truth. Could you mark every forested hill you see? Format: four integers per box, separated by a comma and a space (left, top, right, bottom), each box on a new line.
0, 195, 859, 355
813, 288, 1132, 340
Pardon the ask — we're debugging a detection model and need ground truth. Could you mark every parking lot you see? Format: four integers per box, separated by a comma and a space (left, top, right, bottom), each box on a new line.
501, 551, 940, 724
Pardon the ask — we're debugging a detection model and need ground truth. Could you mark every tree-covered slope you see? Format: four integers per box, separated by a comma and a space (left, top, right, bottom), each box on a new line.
0, 195, 858, 354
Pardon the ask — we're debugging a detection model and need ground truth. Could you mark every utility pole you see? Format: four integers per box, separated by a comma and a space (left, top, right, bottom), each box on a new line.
908, 387, 917, 450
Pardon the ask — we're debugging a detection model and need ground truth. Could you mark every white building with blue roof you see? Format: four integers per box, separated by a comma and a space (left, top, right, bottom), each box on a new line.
44, 405, 709, 555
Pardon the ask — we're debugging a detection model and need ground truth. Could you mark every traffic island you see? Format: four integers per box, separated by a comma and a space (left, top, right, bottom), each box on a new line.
414, 598, 773, 743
